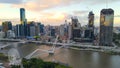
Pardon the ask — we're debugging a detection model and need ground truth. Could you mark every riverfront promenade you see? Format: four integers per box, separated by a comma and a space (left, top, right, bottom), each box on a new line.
1, 38, 120, 55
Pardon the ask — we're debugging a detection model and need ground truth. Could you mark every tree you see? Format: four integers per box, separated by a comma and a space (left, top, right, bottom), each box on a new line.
12, 58, 72, 68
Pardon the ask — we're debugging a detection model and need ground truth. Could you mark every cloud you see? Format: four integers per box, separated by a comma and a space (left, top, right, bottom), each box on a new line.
35, 11, 91, 25
0, 12, 69, 25
12, 0, 83, 12
0, 12, 120, 26
87, 0, 120, 5
35, 12, 69, 25
11, 0, 120, 12
1, 0, 120, 26
73, 10, 89, 16
1, 0, 120, 5
0, 4, 4, 8
114, 15, 120, 17
114, 17, 120, 26
0, 0, 23, 4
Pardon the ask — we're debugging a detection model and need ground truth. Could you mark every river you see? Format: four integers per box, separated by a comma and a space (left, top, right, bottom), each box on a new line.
1, 42, 120, 68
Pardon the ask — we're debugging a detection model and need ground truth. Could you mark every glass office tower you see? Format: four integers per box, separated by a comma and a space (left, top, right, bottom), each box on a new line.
99, 8, 114, 46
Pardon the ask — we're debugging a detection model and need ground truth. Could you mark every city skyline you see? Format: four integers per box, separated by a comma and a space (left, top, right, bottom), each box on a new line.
0, 0, 120, 26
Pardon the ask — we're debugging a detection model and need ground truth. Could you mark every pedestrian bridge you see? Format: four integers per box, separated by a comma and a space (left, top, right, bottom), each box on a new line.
6, 36, 70, 65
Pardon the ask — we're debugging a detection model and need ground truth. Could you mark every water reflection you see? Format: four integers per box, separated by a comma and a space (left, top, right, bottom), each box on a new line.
35, 45, 120, 68
1, 43, 120, 68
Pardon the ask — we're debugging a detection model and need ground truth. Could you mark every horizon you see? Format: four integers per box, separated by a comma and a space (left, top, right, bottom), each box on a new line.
0, 0, 120, 26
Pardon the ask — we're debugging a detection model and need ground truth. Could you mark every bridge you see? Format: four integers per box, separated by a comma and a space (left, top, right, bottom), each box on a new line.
0, 44, 10, 50
1, 35, 64, 65
25, 35, 61, 59
1, 37, 120, 65
0, 41, 26, 50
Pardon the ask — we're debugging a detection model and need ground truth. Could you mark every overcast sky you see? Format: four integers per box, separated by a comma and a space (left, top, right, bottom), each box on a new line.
0, 0, 120, 26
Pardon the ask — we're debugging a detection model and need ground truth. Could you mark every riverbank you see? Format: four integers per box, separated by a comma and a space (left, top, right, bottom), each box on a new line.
1, 42, 120, 68
26, 42, 120, 55
69, 46, 120, 55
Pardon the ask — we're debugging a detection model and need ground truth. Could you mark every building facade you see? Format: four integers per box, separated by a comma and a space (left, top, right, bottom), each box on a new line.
15, 24, 24, 38
88, 11, 94, 27
20, 8, 27, 37
2, 21, 12, 37
99, 8, 114, 46
6, 30, 15, 38
88, 11, 95, 41
71, 17, 81, 41
20, 8, 26, 25
2, 21, 12, 32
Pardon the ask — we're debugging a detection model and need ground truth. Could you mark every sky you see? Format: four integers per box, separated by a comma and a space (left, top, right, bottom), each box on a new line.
0, 0, 120, 26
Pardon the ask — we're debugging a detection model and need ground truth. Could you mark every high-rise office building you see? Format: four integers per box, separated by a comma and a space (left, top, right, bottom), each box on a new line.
87, 11, 95, 41
27, 21, 36, 37
20, 8, 26, 25
71, 17, 81, 41
99, 8, 114, 46
59, 25, 65, 37
37, 23, 44, 35
88, 11, 94, 27
20, 8, 27, 37
30, 26, 36, 37
35, 23, 40, 36
16, 24, 20, 38
16, 24, 24, 38
51, 28, 55, 37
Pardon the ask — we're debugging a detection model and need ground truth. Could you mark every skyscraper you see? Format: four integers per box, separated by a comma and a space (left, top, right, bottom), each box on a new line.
20, 8, 26, 25
88, 11, 94, 27
37, 23, 44, 35
20, 8, 27, 37
86, 11, 95, 41
15, 24, 24, 38
71, 17, 81, 41
27, 21, 36, 37
99, 8, 114, 46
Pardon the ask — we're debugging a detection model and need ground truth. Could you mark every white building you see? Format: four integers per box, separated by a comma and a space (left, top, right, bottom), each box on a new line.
7, 30, 15, 38
59, 25, 65, 36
